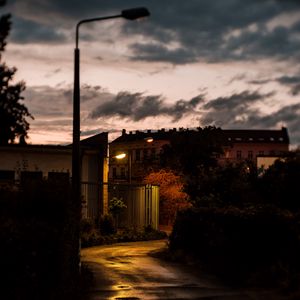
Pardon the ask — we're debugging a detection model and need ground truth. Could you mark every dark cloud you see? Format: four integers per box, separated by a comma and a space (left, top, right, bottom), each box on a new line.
5, 0, 300, 64
203, 91, 274, 110
276, 75, 300, 95
19, 84, 300, 145
246, 74, 300, 96
199, 90, 273, 127
125, 0, 300, 64
199, 90, 300, 145
248, 79, 272, 85
89, 91, 204, 121
129, 43, 196, 64
277, 75, 300, 85
10, 17, 67, 43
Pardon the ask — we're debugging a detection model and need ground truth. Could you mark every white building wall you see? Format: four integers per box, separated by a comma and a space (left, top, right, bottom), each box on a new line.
0, 148, 72, 180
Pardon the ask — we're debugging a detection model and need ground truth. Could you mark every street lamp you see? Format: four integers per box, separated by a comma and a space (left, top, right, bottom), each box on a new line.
72, 6, 150, 265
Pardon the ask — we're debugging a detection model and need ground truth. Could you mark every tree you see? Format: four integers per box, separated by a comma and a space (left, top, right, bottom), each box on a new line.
0, 1, 33, 145
259, 152, 300, 211
160, 126, 224, 199
144, 169, 190, 225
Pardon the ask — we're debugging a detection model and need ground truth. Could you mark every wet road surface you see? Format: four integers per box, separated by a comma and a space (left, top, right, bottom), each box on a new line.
81, 239, 284, 300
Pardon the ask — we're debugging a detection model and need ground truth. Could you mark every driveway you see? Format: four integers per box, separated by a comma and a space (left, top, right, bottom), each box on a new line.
81, 239, 284, 300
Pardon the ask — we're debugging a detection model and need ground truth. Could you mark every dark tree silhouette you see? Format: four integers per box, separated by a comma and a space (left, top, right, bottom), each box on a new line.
0, 1, 33, 145
159, 126, 225, 200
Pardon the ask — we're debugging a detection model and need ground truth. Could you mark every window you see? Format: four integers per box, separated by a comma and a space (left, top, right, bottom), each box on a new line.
236, 151, 242, 159
112, 167, 117, 178
248, 151, 253, 159
151, 148, 156, 159
0, 170, 14, 181
120, 167, 125, 178
135, 149, 141, 161
143, 149, 148, 160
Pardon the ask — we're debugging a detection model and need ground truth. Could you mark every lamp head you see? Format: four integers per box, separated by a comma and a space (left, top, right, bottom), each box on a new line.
115, 153, 126, 159
121, 7, 150, 20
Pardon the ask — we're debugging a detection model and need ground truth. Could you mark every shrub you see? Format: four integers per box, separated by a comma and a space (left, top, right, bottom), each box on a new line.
0, 180, 80, 299
169, 207, 300, 287
98, 214, 116, 236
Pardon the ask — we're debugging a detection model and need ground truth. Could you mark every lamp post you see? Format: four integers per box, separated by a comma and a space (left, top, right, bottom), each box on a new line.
115, 151, 132, 184
72, 7, 150, 263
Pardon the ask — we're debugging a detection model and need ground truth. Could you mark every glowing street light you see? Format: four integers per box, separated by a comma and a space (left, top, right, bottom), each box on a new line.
115, 153, 127, 160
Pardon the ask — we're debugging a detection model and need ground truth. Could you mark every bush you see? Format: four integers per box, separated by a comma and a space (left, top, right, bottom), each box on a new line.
80, 219, 104, 248
99, 214, 116, 236
169, 207, 300, 287
116, 225, 167, 243
0, 180, 80, 299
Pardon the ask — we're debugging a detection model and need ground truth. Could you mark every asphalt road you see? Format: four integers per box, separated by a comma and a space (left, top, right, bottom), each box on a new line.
81, 239, 284, 300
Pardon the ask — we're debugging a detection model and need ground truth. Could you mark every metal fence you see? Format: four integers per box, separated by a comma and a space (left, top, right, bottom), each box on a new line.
81, 182, 159, 229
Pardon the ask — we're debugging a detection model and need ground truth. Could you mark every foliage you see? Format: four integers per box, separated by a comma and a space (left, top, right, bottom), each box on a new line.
115, 225, 167, 243
144, 169, 190, 225
0, 180, 81, 299
0, 1, 33, 145
98, 214, 116, 236
161, 126, 224, 173
80, 222, 167, 248
258, 154, 300, 211
160, 126, 224, 199
0, 1, 10, 53
81, 219, 105, 248
169, 207, 300, 288
190, 160, 259, 208
109, 197, 127, 217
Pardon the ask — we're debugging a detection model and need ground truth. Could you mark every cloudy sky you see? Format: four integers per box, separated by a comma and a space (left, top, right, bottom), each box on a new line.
2, 0, 300, 146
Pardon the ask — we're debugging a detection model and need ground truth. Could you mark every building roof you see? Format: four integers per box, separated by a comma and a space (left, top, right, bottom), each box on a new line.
0, 132, 109, 154
0, 144, 72, 154
110, 127, 289, 145
222, 128, 289, 144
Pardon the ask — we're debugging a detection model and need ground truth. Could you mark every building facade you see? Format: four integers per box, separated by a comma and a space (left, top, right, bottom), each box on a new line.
109, 127, 290, 183
0, 132, 109, 219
